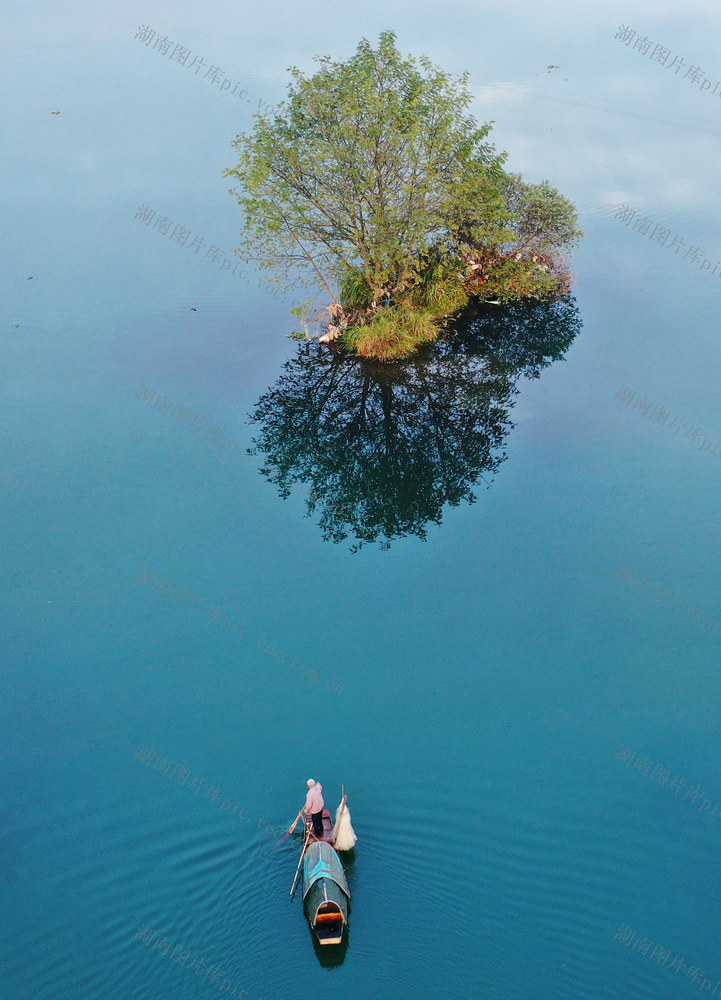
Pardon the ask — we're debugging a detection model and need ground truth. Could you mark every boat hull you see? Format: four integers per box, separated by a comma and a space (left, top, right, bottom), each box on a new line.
302, 841, 350, 946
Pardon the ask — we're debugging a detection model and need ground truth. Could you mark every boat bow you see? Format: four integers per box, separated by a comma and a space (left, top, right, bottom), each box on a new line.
302, 841, 350, 900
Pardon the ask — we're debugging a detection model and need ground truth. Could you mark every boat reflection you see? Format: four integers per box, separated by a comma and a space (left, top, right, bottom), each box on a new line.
248, 297, 581, 549
309, 925, 349, 967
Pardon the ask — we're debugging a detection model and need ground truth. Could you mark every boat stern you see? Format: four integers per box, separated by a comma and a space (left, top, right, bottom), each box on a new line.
313, 900, 346, 945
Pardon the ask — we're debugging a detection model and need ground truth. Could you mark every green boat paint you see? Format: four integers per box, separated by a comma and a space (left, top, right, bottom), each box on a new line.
302, 841, 350, 945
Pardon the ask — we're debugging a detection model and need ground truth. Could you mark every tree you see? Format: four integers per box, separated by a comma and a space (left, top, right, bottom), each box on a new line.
225, 32, 506, 297
500, 174, 583, 260
225, 32, 581, 359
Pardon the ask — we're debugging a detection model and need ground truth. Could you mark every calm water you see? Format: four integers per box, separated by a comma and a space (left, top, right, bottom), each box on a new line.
3, 3, 721, 999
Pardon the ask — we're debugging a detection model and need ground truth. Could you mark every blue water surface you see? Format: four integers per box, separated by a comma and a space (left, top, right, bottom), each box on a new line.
2, 3, 721, 999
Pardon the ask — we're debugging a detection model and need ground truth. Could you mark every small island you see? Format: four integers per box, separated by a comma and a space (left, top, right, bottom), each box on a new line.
225, 32, 583, 361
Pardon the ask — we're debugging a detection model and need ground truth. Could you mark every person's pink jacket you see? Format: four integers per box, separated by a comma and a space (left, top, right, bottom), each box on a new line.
305, 783, 324, 814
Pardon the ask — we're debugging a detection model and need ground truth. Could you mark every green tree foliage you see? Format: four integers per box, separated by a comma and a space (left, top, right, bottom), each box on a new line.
500, 174, 583, 259
225, 32, 582, 359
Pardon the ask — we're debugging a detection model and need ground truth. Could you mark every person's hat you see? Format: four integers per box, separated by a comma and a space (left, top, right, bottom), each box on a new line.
307, 779, 315, 788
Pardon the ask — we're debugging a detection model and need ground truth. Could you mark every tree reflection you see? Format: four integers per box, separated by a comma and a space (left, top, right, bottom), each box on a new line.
248, 297, 581, 549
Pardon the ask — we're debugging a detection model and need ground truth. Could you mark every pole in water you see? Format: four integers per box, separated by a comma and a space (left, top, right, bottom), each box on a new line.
290, 826, 311, 898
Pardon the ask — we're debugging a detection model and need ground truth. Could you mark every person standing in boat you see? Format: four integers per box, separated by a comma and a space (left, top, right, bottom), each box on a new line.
305, 779, 324, 837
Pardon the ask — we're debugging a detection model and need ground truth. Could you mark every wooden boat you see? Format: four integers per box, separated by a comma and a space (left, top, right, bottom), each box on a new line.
290, 799, 354, 946
302, 839, 350, 945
